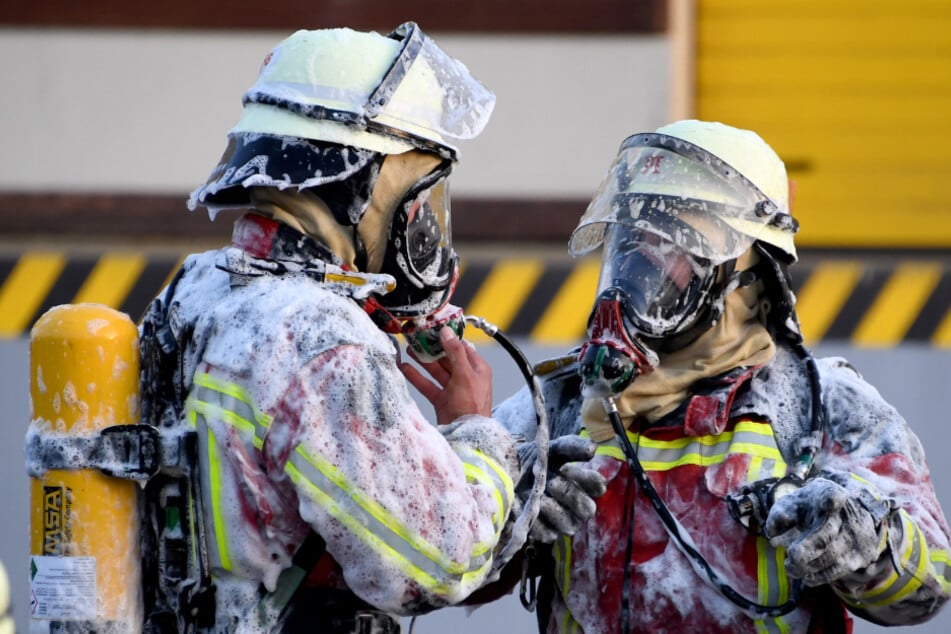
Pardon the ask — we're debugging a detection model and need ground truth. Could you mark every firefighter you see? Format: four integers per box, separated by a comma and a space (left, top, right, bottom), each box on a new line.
137, 23, 522, 633
493, 119, 951, 632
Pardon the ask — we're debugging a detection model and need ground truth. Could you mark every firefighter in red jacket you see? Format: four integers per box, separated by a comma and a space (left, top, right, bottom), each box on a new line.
494, 119, 951, 632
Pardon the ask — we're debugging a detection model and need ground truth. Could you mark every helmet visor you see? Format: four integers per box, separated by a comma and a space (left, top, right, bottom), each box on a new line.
569, 133, 792, 263
597, 224, 717, 339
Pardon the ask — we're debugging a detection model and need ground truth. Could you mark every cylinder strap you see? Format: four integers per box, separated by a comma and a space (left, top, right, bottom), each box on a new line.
25, 424, 179, 480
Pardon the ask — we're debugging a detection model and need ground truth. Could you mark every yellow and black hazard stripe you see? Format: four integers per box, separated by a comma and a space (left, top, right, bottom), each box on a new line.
2, 252, 951, 347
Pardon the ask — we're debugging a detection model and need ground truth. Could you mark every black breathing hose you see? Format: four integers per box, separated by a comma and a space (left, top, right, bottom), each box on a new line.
602, 397, 802, 621
464, 316, 550, 582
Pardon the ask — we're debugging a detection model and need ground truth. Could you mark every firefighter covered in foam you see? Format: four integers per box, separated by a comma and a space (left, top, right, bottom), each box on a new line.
493, 120, 951, 632
134, 23, 519, 632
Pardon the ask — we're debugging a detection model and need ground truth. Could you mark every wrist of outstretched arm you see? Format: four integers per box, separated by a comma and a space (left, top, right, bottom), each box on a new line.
833, 509, 942, 610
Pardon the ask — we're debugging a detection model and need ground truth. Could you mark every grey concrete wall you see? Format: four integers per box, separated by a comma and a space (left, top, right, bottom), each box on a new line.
0, 29, 670, 202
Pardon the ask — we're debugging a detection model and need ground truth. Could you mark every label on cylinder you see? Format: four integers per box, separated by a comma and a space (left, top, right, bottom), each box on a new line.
29, 555, 97, 620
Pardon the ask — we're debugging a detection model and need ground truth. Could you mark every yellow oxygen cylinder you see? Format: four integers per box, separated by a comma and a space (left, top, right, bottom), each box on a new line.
28, 304, 143, 633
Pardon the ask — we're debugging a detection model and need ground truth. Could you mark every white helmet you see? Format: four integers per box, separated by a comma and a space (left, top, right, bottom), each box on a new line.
234, 22, 495, 157
190, 22, 495, 213
570, 119, 798, 264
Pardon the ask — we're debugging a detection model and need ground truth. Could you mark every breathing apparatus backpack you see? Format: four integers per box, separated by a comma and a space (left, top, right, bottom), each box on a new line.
136, 265, 218, 633
26, 271, 215, 633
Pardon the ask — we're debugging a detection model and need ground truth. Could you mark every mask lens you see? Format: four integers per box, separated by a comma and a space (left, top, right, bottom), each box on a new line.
405, 179, 450, 273
377, 165, 457, 318
599, 225, 714, 338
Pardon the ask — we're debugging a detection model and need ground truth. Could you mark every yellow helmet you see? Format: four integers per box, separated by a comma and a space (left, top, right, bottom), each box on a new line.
570, 119, 798, 264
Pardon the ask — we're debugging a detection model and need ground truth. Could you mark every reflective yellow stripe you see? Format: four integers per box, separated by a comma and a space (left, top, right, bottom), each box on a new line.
190, 400, 262, 449
584, 419, 794, 623
461, 449, 514, 538
193, 372, 272, 439
285, 447, 489, 594
462, 464, 506, 540
754, 536, 793, 633
287, 458, 479, 595
206, 425, 232, 571
285, 440, 491, 576
594, 420, 783, 470
932, 549, 951, 594
186, 373, 274, 571
190, 371, 503, 594
842, 510, 946, 609
558, 534, 572, 594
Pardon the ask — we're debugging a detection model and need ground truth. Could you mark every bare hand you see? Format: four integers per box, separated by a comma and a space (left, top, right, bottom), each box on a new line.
400, 326, 493, 425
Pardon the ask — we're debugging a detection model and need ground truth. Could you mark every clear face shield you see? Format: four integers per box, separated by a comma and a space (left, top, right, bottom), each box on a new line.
378, 162, 458, 319
574, 133, 785, 398
569, 132, 793, 260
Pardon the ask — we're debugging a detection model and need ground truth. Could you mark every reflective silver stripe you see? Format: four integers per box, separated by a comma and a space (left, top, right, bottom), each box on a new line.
583, 420, 795, 622
754, 537, 793, 633
285, 444, 492, 595
454, 446, 515, 535
188, 408, 229, 571
592, 420, 784, 472
191, 372, 271, 447
933, 549, 951, 593
186, 372, 274, 572
750, 455, 785, 481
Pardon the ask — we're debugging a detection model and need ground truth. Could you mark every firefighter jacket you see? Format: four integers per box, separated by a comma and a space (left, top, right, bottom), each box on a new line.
146, 214, 519, 628
493, 342, 951, 633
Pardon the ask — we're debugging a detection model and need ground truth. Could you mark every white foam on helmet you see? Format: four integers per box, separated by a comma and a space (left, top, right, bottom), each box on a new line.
231, 26, 496, 157
655, 120, 797, 260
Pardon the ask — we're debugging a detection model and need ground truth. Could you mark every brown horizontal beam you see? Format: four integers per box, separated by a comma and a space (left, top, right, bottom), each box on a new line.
1, 192, 586, 244
0, 1, 667, 34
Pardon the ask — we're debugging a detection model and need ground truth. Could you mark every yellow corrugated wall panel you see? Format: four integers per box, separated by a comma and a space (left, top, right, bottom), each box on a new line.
696, 0, 951, 248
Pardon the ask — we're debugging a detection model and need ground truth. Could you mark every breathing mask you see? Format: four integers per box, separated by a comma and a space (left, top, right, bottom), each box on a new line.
377, 159, 458, 319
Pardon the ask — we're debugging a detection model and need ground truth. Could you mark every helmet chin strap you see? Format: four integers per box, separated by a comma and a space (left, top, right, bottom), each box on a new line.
578, 292, 659, 399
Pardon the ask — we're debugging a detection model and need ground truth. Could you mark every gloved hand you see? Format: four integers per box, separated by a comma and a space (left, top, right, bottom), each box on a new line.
764, 471, 895, 587
518, 435, 608, 544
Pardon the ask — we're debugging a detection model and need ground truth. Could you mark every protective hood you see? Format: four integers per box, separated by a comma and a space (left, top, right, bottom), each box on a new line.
246, 150, 443, 276
248, 187, 361, 269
